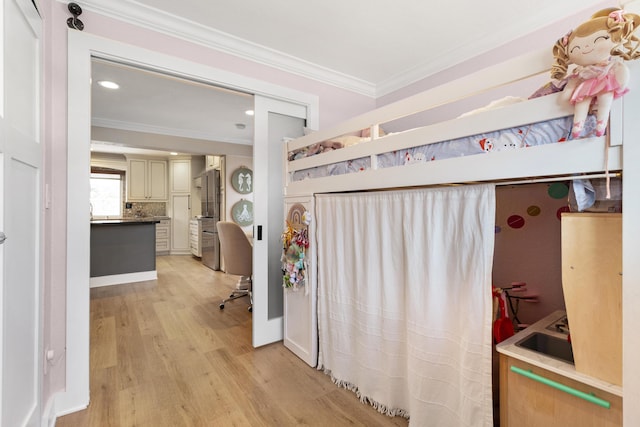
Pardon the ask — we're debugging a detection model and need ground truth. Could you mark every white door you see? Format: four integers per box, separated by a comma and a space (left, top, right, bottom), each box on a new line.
0, 1, 42, 426
252, 96, 305, 347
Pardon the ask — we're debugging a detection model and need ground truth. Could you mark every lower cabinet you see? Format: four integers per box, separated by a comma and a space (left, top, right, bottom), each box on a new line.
499, 355, 622, 427
189, 218, 202, 257
155, 219, 170, 255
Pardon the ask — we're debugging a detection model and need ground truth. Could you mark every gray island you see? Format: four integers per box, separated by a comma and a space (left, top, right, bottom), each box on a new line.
90, 218, 160, 287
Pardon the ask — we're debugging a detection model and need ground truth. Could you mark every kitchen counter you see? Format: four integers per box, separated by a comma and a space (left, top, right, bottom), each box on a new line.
90, 219, 158, 286
497, 310, 622, 397
90, 217, 163, 225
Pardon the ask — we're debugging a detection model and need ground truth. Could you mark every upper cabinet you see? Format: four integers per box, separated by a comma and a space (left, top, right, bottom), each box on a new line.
127, 158, 168, 201
169, 158, 191, 193
205, 155, 221, 171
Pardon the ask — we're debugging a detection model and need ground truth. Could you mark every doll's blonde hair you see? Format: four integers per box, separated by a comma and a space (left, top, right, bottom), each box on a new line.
551, 8, 640, 80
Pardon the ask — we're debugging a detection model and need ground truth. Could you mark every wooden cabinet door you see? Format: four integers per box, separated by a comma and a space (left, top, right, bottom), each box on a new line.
170, 194, 191, 254
500, 356, 621, 427
170, 159, 191, 193
127, 159, 148, 200
148, 160, 168, 200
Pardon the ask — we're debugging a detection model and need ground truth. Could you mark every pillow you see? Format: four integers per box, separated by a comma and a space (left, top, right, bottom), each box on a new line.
360, 127, 387, 138
326, 135, 364, 147
457, 96, 527, 118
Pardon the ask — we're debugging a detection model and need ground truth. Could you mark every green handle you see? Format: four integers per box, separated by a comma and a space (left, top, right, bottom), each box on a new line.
510, 366, 611, 409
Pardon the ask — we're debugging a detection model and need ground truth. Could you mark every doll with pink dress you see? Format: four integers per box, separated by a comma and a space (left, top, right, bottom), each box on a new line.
551, 8, 640, 138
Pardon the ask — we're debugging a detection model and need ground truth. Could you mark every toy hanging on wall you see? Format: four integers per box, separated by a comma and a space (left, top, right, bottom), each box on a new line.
551, 8, 640, 138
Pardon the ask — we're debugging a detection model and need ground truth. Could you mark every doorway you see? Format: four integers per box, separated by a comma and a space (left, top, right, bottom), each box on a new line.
64, 30, 317, 414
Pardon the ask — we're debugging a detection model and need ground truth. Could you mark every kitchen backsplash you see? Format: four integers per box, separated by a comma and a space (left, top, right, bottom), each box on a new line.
123, 202, 167, 218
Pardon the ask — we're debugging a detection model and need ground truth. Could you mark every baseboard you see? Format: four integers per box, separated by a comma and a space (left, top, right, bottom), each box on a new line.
89, 270, 157, 288
42, 391, 89, 427
169, 250, 192, 255
41, 394, 58, 427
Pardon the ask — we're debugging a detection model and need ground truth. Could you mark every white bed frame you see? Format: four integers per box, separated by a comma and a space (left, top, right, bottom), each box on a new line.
285, 48, 627, 195
282, 47, 640, 425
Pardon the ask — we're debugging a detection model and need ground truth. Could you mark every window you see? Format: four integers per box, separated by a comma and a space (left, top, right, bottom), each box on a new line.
90, 169, 124, 218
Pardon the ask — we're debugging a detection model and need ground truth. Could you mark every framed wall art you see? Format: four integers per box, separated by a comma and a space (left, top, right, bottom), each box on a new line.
231, 167, 253, 194
231, 199, 253, 226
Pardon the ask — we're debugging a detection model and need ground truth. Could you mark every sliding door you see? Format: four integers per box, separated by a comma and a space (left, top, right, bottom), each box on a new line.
252, 96, 305, 347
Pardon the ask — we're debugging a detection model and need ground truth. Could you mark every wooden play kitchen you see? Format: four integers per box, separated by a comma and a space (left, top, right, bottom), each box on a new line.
561, 213, 622, 386
497, 212, 623, 427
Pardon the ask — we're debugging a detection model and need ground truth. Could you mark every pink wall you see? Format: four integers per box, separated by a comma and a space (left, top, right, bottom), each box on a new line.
40, 1, 374, 412
376, 1, 613, 129
493, 183, 570, 326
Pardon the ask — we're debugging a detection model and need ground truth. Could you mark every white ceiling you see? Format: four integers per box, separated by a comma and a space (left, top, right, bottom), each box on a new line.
91, 59, 255, 155
87, 0, 608, 155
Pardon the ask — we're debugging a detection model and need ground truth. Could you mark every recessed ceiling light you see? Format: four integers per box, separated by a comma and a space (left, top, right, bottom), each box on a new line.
245, 110, 254, 116
97, 80, 120, 89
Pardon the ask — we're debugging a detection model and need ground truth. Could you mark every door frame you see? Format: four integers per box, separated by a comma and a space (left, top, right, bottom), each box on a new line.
62, 30, 318, 414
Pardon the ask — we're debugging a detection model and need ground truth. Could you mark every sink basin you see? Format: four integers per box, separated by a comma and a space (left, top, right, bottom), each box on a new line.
515, 332, 574, 364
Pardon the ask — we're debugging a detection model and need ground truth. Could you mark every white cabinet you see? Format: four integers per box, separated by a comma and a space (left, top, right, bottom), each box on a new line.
169, 159, 191, 193
205, 155, 220, 171
156, 219, 171, 255
127, 158, 167, 201
169, 159, 193, 255
190, 219, 202, 257
170, 194, 191, 254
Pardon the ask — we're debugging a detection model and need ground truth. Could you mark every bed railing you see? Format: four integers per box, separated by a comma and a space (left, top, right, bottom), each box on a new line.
284, 47, 631, 196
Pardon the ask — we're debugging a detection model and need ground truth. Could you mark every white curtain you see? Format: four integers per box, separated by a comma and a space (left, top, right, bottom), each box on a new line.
316, 184, 495, 427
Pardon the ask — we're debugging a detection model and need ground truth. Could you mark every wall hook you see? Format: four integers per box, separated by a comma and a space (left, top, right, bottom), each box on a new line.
67, 2, 84, 31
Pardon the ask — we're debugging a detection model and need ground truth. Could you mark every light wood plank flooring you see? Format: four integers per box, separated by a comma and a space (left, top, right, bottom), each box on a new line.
56, 255, 408, 427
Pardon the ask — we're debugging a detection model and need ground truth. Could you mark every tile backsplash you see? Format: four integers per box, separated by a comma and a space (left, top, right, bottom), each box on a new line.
123, 202, 167, 218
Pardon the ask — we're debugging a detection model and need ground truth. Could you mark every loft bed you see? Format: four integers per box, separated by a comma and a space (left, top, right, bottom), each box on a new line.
284, 48, 630, 197
281, 46, 638, 426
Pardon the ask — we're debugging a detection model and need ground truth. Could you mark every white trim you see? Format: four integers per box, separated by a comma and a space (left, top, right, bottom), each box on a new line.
89, 271, 157, 288
59, 0, 376, 97
63, 29, 318, 417
92, 117, 253, 145
40, 393, 59, 427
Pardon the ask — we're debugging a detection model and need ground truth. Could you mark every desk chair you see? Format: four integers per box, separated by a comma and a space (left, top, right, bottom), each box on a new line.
217, 221, 253, 312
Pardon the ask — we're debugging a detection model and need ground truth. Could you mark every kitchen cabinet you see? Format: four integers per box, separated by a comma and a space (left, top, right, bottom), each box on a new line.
169, 158, 191, 193
561, 213, 622, 385
190, 218, 202, 257
499, 355, 622, 427
156, 219, 170, 255
205, 155, 220, 171
127, 158, 167, 201
170, 194, 191, 254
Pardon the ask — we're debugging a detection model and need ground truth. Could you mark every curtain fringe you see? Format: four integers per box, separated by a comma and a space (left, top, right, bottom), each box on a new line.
320, 367, 411, 420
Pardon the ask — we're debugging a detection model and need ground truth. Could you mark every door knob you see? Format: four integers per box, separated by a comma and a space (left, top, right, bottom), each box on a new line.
0, 232, 6, 244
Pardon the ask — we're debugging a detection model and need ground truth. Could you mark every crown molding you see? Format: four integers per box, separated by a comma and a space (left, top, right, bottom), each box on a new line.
65, 0, 377, 97
92, 118, 252, 145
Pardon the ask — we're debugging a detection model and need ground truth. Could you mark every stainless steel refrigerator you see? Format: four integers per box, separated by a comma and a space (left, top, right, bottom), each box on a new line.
201, 169, 220, 270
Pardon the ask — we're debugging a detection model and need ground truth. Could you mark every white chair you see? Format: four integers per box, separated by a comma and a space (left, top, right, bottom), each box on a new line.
216, 221, 253, 312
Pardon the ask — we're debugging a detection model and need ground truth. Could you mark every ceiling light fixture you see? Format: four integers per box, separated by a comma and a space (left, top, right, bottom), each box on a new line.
170, 152, 178, 156
245, 110, 254, 116
97, 80, 120, 90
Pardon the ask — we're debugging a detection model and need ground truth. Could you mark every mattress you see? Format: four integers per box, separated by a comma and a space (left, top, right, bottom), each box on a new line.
291, 115, 597, 182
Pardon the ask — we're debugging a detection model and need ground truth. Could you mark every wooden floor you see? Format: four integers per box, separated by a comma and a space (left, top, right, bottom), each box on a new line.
56, 255, 408, 427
